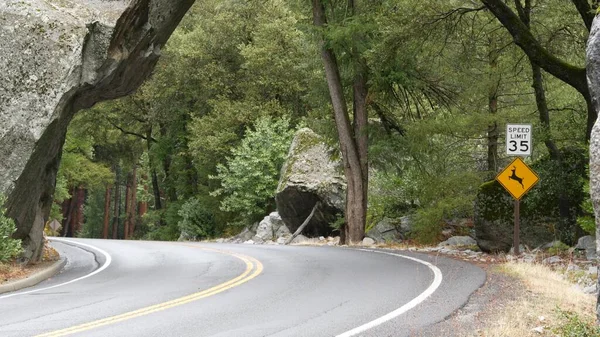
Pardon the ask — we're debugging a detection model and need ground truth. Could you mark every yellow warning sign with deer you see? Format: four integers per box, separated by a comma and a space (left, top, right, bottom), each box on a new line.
496, 157, 539, 200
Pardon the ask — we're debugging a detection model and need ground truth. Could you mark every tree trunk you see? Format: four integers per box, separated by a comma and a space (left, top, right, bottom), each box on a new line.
487, 38, 500, 175
123, 172, 131, 240
61, 187, 76, 237
146, 128, 162, 211
352, 60, 369, 243
481, 0, 595, 139
129, 166, 138, 238
102, 185, 111, 239
112, 167, 121, 239
73, 186, 85, 236
312, 0, 367, 244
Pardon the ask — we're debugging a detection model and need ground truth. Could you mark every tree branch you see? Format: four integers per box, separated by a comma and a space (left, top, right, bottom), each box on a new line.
571, 0, 594, 31
106, 118, 157, 142
480, 0, 588, 97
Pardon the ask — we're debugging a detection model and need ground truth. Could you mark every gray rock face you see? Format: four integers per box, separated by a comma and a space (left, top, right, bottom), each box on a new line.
366, 216, 410, 243
275, 128, 346, 237
575, 235, 597, 261
438, 236, 477, 247
588, 18, 600, 316
0, 0, 195, 262
253, 212, 290, 242
361, 237, 375, 246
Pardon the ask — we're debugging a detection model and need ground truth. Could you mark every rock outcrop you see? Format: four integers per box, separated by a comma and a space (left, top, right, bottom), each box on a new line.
275, 128, 346, 237
365, 216, 410, 243
587, 16, 600, 319
0, 0, 194, 262
252, 212, 290, 244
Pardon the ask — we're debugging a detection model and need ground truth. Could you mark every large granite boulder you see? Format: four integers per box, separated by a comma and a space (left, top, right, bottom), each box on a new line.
588, 17, 600, 273
0, 0, 194, 262
275, 128, 346, 237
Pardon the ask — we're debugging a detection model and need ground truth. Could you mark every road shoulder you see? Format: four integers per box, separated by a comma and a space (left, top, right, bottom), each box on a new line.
0, 257, 66, 294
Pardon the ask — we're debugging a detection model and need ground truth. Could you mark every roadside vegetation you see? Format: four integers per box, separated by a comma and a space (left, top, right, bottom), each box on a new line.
36, 0, 590, 248
480, 261, 598, 337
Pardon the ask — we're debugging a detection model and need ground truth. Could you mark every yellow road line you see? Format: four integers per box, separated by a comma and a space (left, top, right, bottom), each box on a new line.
36, 245, 263, 337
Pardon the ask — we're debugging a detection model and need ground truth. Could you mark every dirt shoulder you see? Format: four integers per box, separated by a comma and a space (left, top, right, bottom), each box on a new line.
420, 258, 597, 337
0, 240, 60, 285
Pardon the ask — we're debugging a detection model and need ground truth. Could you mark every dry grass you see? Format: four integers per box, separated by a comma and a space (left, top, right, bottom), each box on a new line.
0, 241, 60, 285
473, 261, 596, 337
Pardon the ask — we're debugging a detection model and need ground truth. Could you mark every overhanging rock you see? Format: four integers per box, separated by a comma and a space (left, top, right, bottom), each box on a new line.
275, 128, 346, 237
0, 0, 194, 262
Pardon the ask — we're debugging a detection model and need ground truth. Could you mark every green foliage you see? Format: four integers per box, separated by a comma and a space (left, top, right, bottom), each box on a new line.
78, 189, 107, 239
547, 241, 570, 256
177, 198, 216, 240
141, 209, 180, 241
527, 148, 587, 245
0, 196, 21, 262
553, 309, 600, 337
577, 175, 595, 235
211, 116, 295, 225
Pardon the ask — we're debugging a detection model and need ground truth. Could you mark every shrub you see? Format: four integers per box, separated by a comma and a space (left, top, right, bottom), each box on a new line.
140, 206, 181, 241
577, 176, 595, 235
0, 197, 21, 262
211, 116, 295, 224
178, 198, 216, 240
553, 309, 600, 337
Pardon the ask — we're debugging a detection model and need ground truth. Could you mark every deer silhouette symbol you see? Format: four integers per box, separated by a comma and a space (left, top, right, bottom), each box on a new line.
508, 166, 524, 188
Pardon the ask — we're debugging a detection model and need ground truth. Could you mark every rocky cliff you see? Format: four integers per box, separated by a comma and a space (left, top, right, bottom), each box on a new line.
587, 15, 600, 319
0, 0, 194, 262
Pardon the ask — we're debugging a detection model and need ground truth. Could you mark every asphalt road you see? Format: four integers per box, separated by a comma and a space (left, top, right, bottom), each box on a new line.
0, 238, 485, 337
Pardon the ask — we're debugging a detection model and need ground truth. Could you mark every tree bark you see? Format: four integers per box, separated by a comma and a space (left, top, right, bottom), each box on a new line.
285, 202, 320, 245
112, 167, 121, 239
73, 187, 85, 235
129, 166, 137, 238
123, 172, 131, 240
102, 185, 111, 239
312, 0, 367, 245
146, 128, 162, 211
61, 187, 76, 237
487, 37, 500, 175
481, 0, 595, 139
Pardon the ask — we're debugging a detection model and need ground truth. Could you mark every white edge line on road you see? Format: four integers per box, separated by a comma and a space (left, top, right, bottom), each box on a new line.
336, 249, 443, 337
0, 238, 112, 300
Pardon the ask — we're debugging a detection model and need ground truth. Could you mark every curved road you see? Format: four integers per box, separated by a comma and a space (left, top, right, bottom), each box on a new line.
0, 239, 485, 337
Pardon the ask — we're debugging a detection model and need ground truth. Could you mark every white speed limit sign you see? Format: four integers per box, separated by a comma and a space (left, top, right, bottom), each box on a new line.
506, 124, 531, 156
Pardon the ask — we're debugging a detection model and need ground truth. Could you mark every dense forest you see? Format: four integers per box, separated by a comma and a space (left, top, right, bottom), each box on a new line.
51, 0, 592, 245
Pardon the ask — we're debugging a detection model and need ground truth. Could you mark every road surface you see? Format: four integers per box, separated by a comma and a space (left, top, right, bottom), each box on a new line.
0, 238, 485, 337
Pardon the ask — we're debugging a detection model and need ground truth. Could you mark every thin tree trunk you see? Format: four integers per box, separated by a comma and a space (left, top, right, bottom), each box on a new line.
112, 167, 121, 239
312, 0, 367, 244
146, 128, 162, 211
62, 187, 76, 237
487, 38, 500, 175
516, 0, 575, 242
286, 202, 320, 245
352, 59, 369, 243
123, 173, 131, 240
73, 187, 85, 236
483, 0, 595, 140
129, 166, 137, 238
102, 185, 111, 239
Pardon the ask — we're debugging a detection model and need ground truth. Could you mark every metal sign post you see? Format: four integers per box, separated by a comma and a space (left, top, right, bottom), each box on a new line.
513, 200, 520, 255
497, 157, 539, 255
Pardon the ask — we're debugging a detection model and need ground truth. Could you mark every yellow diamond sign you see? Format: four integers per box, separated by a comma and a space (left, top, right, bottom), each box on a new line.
496, 157, 539, 200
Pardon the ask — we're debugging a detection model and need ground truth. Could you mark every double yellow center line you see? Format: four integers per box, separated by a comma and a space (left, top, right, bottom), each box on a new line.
36, 245, 263, 337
